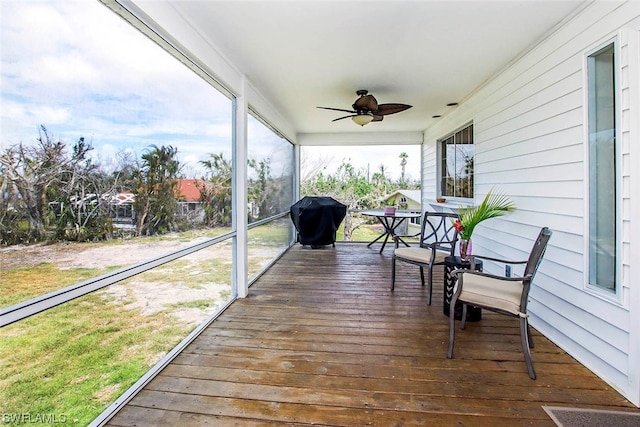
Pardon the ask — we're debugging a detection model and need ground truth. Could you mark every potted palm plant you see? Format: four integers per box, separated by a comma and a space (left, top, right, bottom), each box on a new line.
453, 190, 516, 260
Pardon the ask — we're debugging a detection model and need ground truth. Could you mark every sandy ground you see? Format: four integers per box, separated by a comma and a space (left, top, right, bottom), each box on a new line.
1, 235, 244, 327
1, 235, 206, 270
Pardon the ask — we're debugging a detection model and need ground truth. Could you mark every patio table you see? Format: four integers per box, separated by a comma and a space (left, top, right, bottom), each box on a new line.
362, 210, 420, 253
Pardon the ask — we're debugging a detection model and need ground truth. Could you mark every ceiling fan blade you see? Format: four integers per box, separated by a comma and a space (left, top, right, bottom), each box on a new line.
375, 103, 412, 115
372, 115, 384, 122
353, 94, 378, 111
331, 114, 357, 122
317, 106, 357, 114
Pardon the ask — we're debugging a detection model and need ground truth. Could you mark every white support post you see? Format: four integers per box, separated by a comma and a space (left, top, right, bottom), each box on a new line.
294, 143, 301, 202
233, 77, 249, 298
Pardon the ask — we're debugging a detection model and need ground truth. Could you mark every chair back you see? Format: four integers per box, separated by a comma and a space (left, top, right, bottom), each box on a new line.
524, 227, 553, 281
420, 212, 459, 255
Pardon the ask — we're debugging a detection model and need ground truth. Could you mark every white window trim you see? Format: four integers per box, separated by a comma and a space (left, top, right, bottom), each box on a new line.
582, 36, 623, 304
437, 121, 475, 202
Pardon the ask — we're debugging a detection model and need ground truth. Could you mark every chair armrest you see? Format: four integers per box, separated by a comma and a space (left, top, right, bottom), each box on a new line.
469, 254, 528, 265
451, 268, 532, 283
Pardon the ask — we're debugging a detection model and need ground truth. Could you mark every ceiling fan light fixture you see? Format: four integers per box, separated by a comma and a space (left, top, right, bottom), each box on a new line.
352, 114, 373, 126
318, 90, 411, 125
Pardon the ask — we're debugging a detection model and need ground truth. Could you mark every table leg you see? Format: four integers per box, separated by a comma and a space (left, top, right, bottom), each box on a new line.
366, 215, 412, 252
366, 231, 386, 247
376, 216, 394, 253
443, 264, 482, 321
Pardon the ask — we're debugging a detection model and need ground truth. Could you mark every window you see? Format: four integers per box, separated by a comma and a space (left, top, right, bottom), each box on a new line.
1, 1, 237, 421
587, 43, 617, 293
440, 124, 474, 199
247, 113, 295, 222
246, 113, 295, 282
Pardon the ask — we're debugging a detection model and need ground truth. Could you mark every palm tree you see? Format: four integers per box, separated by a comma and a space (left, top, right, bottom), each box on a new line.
133, 145, 180, 235
399, 152, 408, 184
198, 152, 232, 226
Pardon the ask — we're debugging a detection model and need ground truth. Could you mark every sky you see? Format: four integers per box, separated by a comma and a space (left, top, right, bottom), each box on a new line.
301, 145, 421, 183
1, 0, 420, 182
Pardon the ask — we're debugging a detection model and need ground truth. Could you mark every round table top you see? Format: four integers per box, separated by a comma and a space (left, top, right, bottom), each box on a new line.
361, 210, 421, 218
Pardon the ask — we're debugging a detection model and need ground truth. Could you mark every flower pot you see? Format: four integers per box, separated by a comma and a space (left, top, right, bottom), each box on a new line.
459, 239, 472, 261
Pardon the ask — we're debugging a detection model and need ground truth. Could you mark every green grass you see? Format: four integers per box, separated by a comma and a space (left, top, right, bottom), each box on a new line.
167, 299, 213, 310
336, 220, 385, 242
0, 292, 190, 425
0, 264, 113, 308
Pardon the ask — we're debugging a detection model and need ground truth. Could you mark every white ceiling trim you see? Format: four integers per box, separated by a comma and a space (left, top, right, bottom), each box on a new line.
298, 132, 423, 146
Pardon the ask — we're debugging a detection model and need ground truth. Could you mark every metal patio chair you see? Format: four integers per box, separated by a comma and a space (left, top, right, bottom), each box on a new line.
391, 212, 459, 305
447, 227, 552, 379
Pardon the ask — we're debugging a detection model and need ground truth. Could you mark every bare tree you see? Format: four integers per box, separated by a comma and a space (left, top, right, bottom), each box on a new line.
300, 149, 334, 183
0, 126, 93, 240
301, 161, 377, 241
51, 137, 116, 241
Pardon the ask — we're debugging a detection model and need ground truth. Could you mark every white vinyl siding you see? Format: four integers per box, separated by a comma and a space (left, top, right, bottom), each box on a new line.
422, 1, 640, 406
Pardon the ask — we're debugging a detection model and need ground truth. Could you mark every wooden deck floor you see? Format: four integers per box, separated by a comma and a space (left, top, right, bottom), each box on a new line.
106, 243, 638, 426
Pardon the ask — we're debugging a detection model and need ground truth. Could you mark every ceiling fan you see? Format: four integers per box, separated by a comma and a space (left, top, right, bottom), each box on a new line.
317, 90, 412, 126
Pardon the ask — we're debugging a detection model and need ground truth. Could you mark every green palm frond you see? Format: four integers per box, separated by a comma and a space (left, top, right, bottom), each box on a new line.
457, 190, 515, 240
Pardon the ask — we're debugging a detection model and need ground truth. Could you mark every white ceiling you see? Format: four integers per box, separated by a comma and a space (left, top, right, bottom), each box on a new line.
164, 1, 585, 136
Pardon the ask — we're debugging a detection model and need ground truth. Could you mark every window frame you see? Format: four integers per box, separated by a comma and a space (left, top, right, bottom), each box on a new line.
584, 38, 622, 301
246, 108, 296, 223
437, 122, 475, 201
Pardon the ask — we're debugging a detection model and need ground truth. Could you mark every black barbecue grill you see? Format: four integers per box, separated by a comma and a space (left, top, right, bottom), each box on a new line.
290, 196, 347, 248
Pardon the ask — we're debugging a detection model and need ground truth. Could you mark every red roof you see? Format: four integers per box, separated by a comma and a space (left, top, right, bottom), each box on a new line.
111, 179, 203, 203
175, 179, 203, 202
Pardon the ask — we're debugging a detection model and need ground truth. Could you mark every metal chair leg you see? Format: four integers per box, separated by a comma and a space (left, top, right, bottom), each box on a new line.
447, 294, 458, 358
426, 266, 433, 305
461, 304, 467, 329
391, 257, 396, 291
520, 317, 536, 379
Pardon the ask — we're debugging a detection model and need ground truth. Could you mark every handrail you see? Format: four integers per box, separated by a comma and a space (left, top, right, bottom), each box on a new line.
0, 231, 235, 328
248, 211, 290, 229
2, 210, 294, 328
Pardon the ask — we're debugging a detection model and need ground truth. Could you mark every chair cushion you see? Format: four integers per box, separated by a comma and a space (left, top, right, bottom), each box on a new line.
458, 273, 524, 316
394, 247, 447, 264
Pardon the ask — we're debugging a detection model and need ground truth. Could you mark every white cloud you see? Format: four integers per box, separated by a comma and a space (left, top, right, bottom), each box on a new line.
1, 0, 420, 184
1, 0, 233, 168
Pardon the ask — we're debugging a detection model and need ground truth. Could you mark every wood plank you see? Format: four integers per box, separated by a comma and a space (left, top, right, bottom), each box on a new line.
106, 244, 639, 426
124, 389, 556, 426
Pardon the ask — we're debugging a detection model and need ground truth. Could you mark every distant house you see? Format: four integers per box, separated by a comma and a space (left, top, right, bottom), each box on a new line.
381, 189, 422, 234
109, 191, 135, 226
175, 179, 204, 222
382, 189, 421, 210
109, 179, 205, 225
